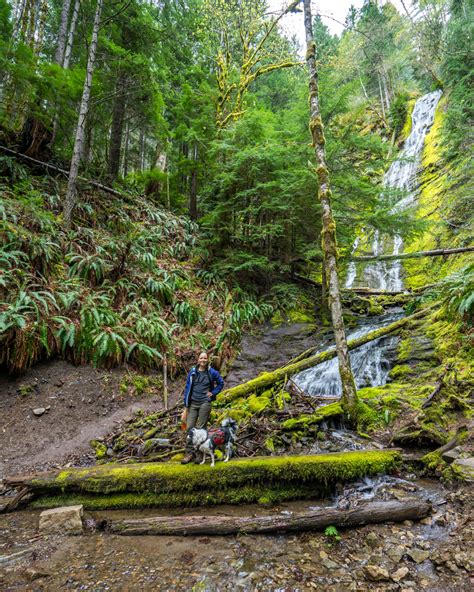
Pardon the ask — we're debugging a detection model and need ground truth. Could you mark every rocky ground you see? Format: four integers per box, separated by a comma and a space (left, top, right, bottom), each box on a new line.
0, 481, 472, 591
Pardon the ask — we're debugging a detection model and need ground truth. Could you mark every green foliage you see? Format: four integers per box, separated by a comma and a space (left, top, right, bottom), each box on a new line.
324, 525, 341, 543
438, 264, 474, 325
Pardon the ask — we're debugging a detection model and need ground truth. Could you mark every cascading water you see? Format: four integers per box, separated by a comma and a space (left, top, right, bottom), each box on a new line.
294, 91, 442, 398
346, 90, 443, 292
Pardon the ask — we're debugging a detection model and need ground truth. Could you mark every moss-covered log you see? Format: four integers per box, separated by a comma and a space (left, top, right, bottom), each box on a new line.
105, 499, 431, 535
6, 451, 401, 510
220, 307, 434, 403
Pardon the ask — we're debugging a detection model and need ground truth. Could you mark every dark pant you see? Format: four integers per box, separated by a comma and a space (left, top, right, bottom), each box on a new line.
185, 400, 211, 452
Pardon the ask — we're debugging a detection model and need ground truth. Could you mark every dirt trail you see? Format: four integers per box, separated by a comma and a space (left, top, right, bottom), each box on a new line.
0, 360, 182, 478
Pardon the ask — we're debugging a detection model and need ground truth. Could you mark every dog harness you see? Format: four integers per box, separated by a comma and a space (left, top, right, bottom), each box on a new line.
208, 428, 226, 446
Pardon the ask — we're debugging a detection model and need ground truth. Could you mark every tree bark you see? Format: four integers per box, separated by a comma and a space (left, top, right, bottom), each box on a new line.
63, 0, 103, 228
108, 74, 127, 180
220, 306, 434, 403
303, 0, 358, 418
105, 499, 430, 536
62, 0, 80, 69
189, 142, 198, 219
55, 0, 72, 65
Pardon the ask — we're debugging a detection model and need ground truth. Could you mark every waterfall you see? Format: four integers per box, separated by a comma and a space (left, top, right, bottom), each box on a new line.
346, 90, 443, 291
295, 91, 442, 398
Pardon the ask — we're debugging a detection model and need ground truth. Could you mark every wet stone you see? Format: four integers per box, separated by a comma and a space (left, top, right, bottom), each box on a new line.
33, 407, 46, 416
407, 549, 430, 564
392, 566, 410, 582
363, 565, 390, 581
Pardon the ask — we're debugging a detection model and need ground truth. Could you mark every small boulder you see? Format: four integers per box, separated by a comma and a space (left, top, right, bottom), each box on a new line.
39, 505, 83, 535
363, 565, 390, 582
407, 549, 429, 564
392, 566, 409, 582
321, 558, 339, 570
441, 447, 461, 464
365, 532, 379, 548
33, 407, 46, 416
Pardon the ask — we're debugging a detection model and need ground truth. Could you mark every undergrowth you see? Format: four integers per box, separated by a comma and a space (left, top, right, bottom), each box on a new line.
0, 165, 273, 373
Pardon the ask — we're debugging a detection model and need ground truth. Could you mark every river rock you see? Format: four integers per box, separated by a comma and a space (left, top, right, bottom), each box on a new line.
391, 566, 409, 582
365, 532, 379, 548
33, 407, 46, 416
387, 545, 405, 562
39, 505, 83, 535
407, 548, 429, 564
451, 457, 474, 482
321, 558, 339, 570
363, 565, 390, 581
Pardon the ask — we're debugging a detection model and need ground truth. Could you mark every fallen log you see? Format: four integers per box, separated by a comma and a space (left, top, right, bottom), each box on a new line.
0, 145, 131, 201
219, 306, 435, 403
352, 246, 474, 262
105, 499, 431, 536
3, 450, 401, 511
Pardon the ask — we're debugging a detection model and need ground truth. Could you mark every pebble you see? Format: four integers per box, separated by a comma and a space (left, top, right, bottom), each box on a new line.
33, 407, 46, 416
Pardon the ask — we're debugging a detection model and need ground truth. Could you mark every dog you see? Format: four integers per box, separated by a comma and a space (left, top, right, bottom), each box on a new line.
186, 418, 238, 467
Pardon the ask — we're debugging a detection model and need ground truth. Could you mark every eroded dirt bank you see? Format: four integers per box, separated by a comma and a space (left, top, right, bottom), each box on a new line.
0, 361, 183, 478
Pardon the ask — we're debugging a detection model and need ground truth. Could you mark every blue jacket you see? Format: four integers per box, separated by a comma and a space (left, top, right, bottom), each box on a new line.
183, 366, 224, 407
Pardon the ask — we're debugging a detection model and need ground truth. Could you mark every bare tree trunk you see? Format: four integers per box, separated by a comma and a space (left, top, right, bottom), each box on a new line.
63, 0, 80, 69
189, 142, 198, 219
122, 119, 130, 176
303, 0, 358, 418
63, 0, 103, 228
108, 75, 127, 180
378, 74, 386, 120
55, 0, 72, 65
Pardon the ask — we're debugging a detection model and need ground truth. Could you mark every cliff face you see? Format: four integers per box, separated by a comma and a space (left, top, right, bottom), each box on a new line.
404, 96, 473, 289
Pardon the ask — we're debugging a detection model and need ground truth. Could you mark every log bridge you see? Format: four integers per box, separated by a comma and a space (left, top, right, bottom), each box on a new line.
2, 450, 402, 512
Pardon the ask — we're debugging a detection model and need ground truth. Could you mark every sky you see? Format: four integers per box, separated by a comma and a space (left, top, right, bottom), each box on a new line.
268, 1, 409, 49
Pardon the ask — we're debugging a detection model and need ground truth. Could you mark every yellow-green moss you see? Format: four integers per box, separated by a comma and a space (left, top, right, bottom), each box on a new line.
281, 402, 343, 430
29, 483, 330, 510
28, 451, 401, 501
388, 364, 413, 380
90, 440, 107, 460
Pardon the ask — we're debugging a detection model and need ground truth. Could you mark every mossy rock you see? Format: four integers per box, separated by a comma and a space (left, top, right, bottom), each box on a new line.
281, 402, 343, 430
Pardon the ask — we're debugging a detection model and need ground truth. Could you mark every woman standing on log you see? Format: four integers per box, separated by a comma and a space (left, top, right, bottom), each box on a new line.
181, 352, 224, 464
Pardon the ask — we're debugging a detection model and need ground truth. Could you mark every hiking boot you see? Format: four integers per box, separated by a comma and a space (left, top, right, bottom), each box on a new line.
181, 453, 194, 465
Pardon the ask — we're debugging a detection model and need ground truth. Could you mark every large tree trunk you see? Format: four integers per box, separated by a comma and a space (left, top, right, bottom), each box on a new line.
303, 0, 358, 418
189, 142, 198, 219
106, 499, 430, 536
54, 0, 72, 65
108, 74, 127, 181
63, 0, 103, 228
220, 306, 433, 403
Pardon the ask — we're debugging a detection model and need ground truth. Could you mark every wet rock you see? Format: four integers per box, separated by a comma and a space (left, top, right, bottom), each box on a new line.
33, 407, 46, 416
39, 505, 83, 535
387, 545, 405, 562
321, 558, 339, 570
391, 566, 409, 582
365, 532, 379, 548
24, 567, 51, 581
407, 549, 429, 564
363, 565, 390, 582
441, 447, 461, 463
